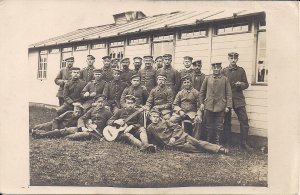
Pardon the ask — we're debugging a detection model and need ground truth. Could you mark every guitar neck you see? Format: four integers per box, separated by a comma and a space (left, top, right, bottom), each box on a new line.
124, 108, 143, 123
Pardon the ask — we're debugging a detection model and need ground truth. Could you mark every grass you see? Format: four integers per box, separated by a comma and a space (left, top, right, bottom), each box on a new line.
29, 105, 267, 187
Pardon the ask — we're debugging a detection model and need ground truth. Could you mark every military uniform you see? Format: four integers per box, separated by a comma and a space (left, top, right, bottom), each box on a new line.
79, 66, 95, 82
179, 68, 193, 89
32, 110, 82, 139
57, 78, 87, 115
156, 66, 181, 94
120, 68, 135, 85
200, 71, 232, 144
107, 104, 150, 149
81, 79, 107, 111
100, 67, 114, 82
103, 79, 129, 113
120, 85, 149, 107
192, 71, 206, 91
222, 62, 250, 146
139, 66, 157, 93
147, 119, 221, 153
54, 67, 72, 106
145, 85, 173, 119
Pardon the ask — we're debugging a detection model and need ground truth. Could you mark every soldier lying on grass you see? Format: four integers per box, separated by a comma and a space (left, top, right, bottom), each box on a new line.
147, 108, 229, 154
31, 103, 84, 139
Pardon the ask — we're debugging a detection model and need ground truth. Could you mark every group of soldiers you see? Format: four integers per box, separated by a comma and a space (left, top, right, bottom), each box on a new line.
31, 51, 253, 155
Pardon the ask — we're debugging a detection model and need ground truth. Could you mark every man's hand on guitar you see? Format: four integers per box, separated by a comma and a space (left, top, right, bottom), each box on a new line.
114, 119, 125, 126
169, 137, 176, 145
81, 127, 89, 132
124, 125, 134, 133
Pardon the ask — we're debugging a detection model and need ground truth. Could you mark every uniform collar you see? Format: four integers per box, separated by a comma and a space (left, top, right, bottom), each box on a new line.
213, 74, 222, 78
164, 65, 172, 70
87, 65, 95, 70
194, 70, 202, 75
103, 66, 111, 71
229, 65, 238, 70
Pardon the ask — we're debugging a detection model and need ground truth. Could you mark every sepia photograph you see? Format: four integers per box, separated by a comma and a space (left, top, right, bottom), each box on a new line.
28, 1, 267, 187
0, 0, 299, 194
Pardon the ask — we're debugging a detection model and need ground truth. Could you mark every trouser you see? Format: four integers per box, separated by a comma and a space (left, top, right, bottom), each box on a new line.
57, 103, 73, 116
205, 110, 224, 145
224, 106, 249, 145
33, 127, 79, 138
58, 97, 64, 106
173, 135, 221, 153
120, 127, 149, 148
32, 121, 53, 131
82, 99, 94, 112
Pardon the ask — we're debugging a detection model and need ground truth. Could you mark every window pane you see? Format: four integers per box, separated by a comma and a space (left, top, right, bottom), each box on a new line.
256, 31, 267, 83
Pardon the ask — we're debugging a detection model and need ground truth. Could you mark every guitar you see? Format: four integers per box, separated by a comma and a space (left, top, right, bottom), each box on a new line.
103, 107, 144, 141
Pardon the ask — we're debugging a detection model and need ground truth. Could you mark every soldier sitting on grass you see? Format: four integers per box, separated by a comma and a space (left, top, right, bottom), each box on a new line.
31, 103, 84, 139
107, 95, 156, 153
147, 108, 229, 154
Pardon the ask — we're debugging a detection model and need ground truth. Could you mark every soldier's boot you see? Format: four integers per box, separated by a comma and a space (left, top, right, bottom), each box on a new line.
215, 130, 221, 146
219, 147, 229, 155
240, 129, 253, 151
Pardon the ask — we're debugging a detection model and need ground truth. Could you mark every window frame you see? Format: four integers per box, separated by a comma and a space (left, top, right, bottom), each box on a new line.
60, 46, 73, 68
37, 50, 48, 80
74, 44, 88, 51
153, 33, 175, 43
128, 37, 148, 46
215, 22, 251, 36
255, 30, 267, 85
180, 28, 208, 40
91, 42, 106, 50
109, 40, 125, 48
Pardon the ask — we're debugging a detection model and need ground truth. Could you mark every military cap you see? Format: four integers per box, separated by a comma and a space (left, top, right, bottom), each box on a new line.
143, 55, 153, 59
102, 55, 112, 60
125, 95, 136, 102
65, 57, 74, 62
157, 72, 167, 79
192, 60, 202, 66
181, 74, 192, 81
112, 68, 122, 73
130, 74, 141, 80
228, 52, 239, 57
211, 62, 222, 67
183, 56, 193, 61
163, 54, 172, 59
93, 69, 103, 73
70, 67, 81, 71
150, 108, 161, 116
133, 56, 143, 61
120, 58, 130, 63
73, 102, 84, 110
96, 94, 106, 100
87, 55, 95, 60
155, 56, 163, 61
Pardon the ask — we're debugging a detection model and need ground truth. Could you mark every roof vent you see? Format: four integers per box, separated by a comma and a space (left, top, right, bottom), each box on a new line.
113, 11, 146, 25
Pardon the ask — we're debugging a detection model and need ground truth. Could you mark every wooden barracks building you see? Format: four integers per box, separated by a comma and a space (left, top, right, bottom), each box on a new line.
28, 10, 267, 138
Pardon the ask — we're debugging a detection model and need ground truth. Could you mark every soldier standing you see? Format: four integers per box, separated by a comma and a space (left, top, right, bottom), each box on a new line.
156, 54, 181, 94
120, 75, 149, 108
103, 68, 129, 113
81, 69, 106, 111
191, 60, 206, 92
139, 55, 157, 93
154, 56, 163, 70
57, 67, 87, 116
222, 52, 252, 150
120, 58, 134, 85
144, 72, 173, 120
79, 55, 96, 82
100, 55, 114, 82
132, 56, 143, 74
54, 57, 73, 106
199, 63, 232, 146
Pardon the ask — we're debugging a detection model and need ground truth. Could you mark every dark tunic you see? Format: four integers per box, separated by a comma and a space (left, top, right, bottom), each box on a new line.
192, 71, 206, 92
63, 79, 87, 105
79, 66, 95, 82
107, 107, 144, 128
120, 85, 149, 107
54, 67, 72, 97
52, 111, 81, 130
222, 65, 249, 108
146, 85, 173, 111
139, 66, 157, 93
100, 67, 114, 82
156, 65, 181, 94
103, 79, 129, 108
120, 68, 135, 85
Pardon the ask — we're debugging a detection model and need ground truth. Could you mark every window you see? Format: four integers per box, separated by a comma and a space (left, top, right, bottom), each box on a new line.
153, 41, 174, 61
181, 29, 207, 39
61, 47, 73, 68
37, 50, 47, 80
153, 33, 174, 42
49, 48, 59, 54
109, 47, 124, 59
129, 37, 148, 45
216, 22, 249, 35
256, 31, 267, 83
91, 43, 106, 49
75, 44, 88, 51
110, 41, 124, 47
